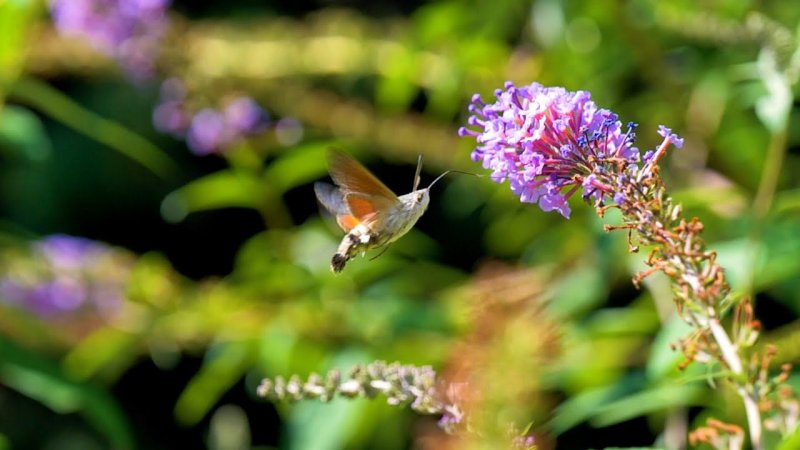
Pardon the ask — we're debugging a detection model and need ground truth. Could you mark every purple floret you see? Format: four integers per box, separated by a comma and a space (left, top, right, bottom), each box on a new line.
460, 81, 649, 217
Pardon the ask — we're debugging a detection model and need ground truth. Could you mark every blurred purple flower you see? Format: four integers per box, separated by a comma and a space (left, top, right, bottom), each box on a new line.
159, 77, 187, 101
29, 278, 87, 316
187, 108, 228, 155
153, 100, 190, 136
153, 79, 271, 155
275, 117, 304, 146
460, 82, 685, 218
49, 0, 171, 79
224, 97, 268, 134
0, 235, 129, 320
437, 409, 463, 432
512, 435, 536, 450
37, 234, 107, 269
152, 78, 190, 135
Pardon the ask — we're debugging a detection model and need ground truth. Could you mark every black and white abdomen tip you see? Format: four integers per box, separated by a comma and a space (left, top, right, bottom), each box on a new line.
331, 253, 348, 273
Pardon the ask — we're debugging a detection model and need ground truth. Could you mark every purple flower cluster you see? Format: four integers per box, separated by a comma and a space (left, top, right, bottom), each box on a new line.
258, 361, 464, 434
152, 78, 269, 155
49, 0, 171, 79
459, 81, 682, 218
0, 235, 130, 319
512, 435, 536, 450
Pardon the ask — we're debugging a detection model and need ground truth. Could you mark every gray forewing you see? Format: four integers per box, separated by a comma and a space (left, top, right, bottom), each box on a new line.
314, 182, 349, 216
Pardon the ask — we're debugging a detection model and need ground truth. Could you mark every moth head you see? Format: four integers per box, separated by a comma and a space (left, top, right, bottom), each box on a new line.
406, 189, 430, 210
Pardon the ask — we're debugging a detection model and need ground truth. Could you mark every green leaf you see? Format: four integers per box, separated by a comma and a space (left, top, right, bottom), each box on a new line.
287, 398, 368, 450
8, 77, 177, 177
582, 306, 660, 337
590, 384, 706, 427
549, 264, 609, 318
263, 141, 336, 194
62, 327, 140, 382
774, 188, 800, 214
285, 349, 373, 450
646, 314, 693, 380
776, 424, 800, 449
551, 375, 644, 434
597, 448, 665, 450
175, 340, 255, 425
552, 371, 707, 433
0, 335, 134, 450
0, 0, 39, 103
0, 105, 52, 161
757, 218, 800, 289
375, 44, 418, 113
715, 238, 758, 292
715, 219, 800, 295
161, 170, 263, 222
257, 323, 299, 375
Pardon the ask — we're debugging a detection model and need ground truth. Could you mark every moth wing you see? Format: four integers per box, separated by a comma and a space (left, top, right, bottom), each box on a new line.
326, 149, 400, 227
327, 149, 399, 205
314, 182, 361, 232
344, 192, 388, 224
314, 182, 348, 215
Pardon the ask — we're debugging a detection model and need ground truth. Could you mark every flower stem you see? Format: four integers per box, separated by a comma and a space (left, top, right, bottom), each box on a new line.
709, 318, 763, 449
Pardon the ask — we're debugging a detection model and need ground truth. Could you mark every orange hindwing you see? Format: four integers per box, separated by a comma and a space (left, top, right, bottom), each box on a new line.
326, 149, 399, 224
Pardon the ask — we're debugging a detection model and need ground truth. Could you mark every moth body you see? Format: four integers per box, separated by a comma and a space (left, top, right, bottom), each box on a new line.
315, 150, 436, 273
329, 189, 430, 272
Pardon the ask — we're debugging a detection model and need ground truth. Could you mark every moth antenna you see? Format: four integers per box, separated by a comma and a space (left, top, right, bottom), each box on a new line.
426, 170, 483, 190
413, 154, 423, 191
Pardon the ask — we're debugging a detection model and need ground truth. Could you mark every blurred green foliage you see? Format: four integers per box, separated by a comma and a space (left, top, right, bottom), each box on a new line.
1, 0, 800, 449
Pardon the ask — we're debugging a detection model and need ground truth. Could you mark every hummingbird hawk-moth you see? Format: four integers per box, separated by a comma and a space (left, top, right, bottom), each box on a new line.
314, 149, 455, 273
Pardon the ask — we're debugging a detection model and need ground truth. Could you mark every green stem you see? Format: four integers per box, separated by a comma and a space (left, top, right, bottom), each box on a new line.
753, 126, 788, 219
743, 121, 788, 294
8, 77, 178, 178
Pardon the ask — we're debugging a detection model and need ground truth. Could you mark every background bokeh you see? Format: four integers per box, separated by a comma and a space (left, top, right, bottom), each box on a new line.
1, 0, 800, 449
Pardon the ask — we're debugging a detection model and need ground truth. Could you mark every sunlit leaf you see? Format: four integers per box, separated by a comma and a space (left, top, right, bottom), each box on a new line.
757, 218, 800, 289
774, 188, 800, 214
63, 327, 140, 382
0, 105, 52, 161
287, 397, 367, 450
375, 43, 417, 113
589, 384, 706, 427
714, 238, 758, 292
583, 307, 659, 336
263, 141, 335, 194
285, 349, 373, 450
646, 314, 693, 380
776, 415, 800, 449
0, 0, 39, 106
161, 170, 263, 222
549, 264, 611, 318
175, 340, 255, 425
232, 229, 318, 297
551, 375, 645, 434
